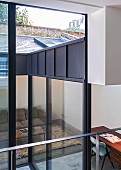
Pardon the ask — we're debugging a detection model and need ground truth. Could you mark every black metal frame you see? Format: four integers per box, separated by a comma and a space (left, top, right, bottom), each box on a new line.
28, 75, 33, 163
82, 14, 91, 170
46, 78, 52, 170
8, 3, 16, 170
0, 1, 91, 170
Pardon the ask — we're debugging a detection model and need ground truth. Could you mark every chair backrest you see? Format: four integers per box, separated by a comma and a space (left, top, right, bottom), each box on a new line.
90, 136, 96, 145
90, 136, 106, 148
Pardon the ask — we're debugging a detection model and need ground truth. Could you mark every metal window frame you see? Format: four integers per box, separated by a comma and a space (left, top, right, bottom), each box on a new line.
0, 1, 91, 169
46, 78, 52, 170
8, 2, 16, 170
82, 14, 91, 170
28, 75, 33, 163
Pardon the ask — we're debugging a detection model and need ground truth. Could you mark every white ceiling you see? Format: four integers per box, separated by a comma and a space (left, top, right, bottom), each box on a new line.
57, 0, 121, 7
2, 0, 121, 13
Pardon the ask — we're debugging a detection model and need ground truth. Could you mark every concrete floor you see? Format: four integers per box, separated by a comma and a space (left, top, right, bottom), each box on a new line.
17, 154, 118, 170
17, 166, 30, 170
91, 156, 116, 170
33, 152, 117, 170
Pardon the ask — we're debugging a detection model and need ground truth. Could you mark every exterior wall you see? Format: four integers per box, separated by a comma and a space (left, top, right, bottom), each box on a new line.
88, 8, 106, 85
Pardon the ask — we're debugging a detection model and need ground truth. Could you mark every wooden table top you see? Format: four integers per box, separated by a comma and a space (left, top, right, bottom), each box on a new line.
91, 126, 121, 153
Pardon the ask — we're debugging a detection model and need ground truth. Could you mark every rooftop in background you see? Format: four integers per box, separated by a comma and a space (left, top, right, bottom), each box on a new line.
0, 34, 69, 53
0, 33, 69, 81
0, 30, 84, 53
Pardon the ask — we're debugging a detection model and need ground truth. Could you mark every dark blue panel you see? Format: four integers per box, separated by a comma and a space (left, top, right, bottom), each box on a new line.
32, 53, 37, 75
46, 49, 54, 76
68, 41, 85, 79
55, 46, 66, 77
16, 55, 27, 75
27, 55, 32, 74
38, 52, 45, 76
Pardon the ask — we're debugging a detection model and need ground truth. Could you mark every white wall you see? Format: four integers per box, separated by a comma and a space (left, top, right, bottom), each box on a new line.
89, 7, 121, 85
106, 7, 121, 85
16, 76, 28, 108
92, 84, 121, 129
16, 76, 46, 110
52, 79, 64, 120
3, 77, 121, 130
89, 6, 121, 128
0, 89, 8, 109
64, 81, 83, 131
32, 77, 46, 110
88, 8, 106, 85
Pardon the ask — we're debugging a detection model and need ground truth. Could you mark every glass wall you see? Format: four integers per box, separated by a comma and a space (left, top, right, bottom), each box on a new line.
51, 79, 83, 169
32, 76, 46, 169
16, 76, 28, 165
14, 4, 85, 169
31, 78, 83, 170
0, 3, 9, 170
51, 79, 83, 136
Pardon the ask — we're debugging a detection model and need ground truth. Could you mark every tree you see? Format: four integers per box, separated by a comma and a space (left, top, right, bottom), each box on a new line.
0, 3, 8, 24
0, 4, 30, 25
16, 6, 30, 26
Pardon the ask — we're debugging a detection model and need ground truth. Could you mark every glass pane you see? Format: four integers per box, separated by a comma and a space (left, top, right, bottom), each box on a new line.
35, 138, 82, 170
52, 137, 82, 170
0, 3, 8, 170
32, 76, 46, 168
51, 79, 83, 135
33, 145, 46, 169
50, 79, 83, 168
16, 76, 28, 165
0, 152, 8, 170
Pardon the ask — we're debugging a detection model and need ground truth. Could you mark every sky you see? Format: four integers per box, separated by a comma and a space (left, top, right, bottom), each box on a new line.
19, 6, 85, 30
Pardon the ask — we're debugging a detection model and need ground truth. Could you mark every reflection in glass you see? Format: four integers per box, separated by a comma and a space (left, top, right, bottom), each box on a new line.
0, 3, 8, 170
51, 80, 83, 167
16, 76, 28, 165
51, 80, 83, 137
32, 77, 46, 169
34, 138, 82, 170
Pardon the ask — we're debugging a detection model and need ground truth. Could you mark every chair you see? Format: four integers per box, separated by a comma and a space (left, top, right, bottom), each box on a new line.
90, 136, 114, 170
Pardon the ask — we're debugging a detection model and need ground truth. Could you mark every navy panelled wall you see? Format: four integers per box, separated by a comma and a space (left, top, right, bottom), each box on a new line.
16, 38, 85, 82
68, 41, 85, 79
32, 53, 38, 75
38, 51, 46, 76
16, 55, 28, 75
46, 49, 54, 76
55, 46, 66, 77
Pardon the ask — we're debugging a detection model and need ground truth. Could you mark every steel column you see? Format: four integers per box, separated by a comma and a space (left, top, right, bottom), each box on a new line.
8, 3, 16, 170
28, 75, 33, 163
96, 134, 100, 170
